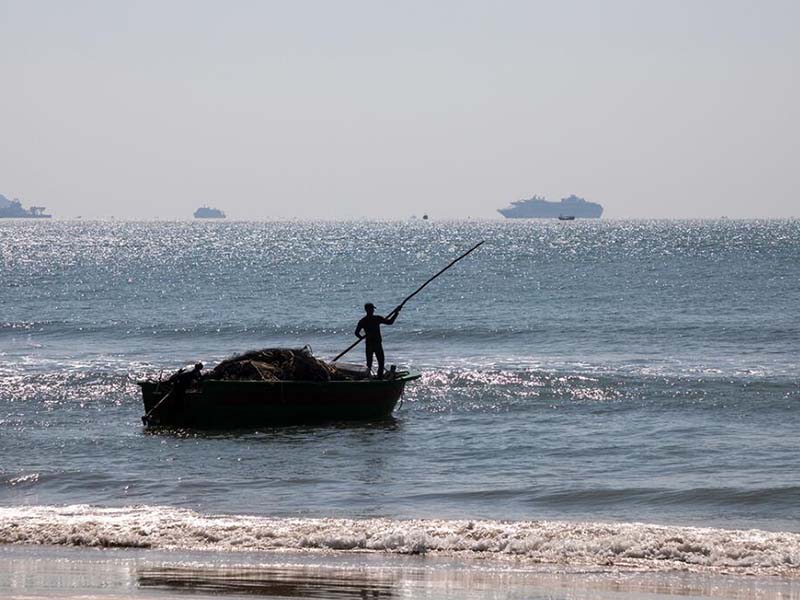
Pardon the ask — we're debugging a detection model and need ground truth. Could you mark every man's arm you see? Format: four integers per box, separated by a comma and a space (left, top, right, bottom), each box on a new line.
381, 307, 401, 325
354, 318, 365, 339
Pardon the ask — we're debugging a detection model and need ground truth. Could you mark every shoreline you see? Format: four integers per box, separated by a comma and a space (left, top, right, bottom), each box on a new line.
2, 505, 799, 580
2, 544, 800, 600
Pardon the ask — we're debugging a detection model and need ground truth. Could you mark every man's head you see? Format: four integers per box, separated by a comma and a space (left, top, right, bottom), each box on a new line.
364, 302, 375, 315
194, 362, 203, 371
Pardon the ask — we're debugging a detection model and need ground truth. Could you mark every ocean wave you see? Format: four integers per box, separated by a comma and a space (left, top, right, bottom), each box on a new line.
402, 368, 800, 416
0, 321, 343, 342
7, 318, 797, 347
529, 486, 800, 510
0, 363, 796, 413
0, 371, 140, 406
0, 320, 64, 332
0, 505, 798, 576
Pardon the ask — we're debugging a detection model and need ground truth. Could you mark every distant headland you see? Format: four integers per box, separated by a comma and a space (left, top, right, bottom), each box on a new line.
498, 195, 603, 219
0, 194, 51, 218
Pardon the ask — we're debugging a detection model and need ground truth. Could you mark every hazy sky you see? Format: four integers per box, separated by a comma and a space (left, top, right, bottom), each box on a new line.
1, 1, 798, 219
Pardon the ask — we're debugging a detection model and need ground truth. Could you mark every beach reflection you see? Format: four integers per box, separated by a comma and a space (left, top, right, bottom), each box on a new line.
135, 561, 800, 600
138, 565, 397, 598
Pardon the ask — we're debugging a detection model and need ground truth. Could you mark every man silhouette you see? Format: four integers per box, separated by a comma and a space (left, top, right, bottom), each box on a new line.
354, 303, 400, 378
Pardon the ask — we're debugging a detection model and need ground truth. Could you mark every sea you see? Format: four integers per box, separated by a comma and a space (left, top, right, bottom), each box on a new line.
1, 219, 798, 598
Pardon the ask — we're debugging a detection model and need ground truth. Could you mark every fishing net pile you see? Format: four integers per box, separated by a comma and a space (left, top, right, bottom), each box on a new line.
202, 347, 366, 382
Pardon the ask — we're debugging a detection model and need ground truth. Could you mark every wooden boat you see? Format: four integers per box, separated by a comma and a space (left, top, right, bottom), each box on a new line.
139, 371, 420, 428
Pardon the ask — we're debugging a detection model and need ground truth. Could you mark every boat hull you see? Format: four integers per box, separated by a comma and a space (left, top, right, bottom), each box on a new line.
140, 375, 419, 428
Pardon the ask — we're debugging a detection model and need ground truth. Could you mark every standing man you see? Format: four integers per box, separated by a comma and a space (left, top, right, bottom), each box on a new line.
354, 302, 400, 378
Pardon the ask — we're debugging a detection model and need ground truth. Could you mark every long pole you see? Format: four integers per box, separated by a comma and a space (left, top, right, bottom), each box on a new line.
332, 240, 485, 362
141, 390, 172, 426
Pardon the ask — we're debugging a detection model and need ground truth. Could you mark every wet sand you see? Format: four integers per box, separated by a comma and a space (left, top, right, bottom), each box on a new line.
2, 545, 799, 600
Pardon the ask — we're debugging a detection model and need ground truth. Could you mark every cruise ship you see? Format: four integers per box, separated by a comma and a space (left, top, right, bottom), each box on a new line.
498, 195, 603, 219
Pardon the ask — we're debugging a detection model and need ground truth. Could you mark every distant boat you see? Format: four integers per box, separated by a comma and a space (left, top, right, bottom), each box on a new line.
558, 215, 576, 221
498, 195, 602, 219
422, 214, 429, 220
0, 194, 51, 219
194, 206, 226, 219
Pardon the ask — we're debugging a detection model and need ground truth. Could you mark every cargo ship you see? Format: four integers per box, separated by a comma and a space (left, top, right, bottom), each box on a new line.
0, 194, 51, 218
193, 206, 226, 219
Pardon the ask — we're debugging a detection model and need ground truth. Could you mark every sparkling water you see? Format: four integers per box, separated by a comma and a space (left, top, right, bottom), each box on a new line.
1, 219, 798, 573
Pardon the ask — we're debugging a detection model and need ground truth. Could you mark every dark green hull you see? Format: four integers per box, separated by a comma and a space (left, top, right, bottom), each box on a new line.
139, 373, 420, 428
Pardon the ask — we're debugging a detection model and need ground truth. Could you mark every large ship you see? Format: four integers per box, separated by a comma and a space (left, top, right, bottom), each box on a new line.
498, 194, 603, 219
0, 194, 51, 218
193, 206, 226, 219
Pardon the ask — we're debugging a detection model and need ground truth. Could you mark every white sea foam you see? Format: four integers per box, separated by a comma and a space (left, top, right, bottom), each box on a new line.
1, 505, 798, 577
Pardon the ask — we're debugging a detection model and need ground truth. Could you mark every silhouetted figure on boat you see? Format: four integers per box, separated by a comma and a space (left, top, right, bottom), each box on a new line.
355, 303, 400, 378
170, 362, 203, 390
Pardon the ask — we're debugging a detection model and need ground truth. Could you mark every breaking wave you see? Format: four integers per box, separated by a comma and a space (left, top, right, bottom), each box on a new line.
1, 505, 799, 577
